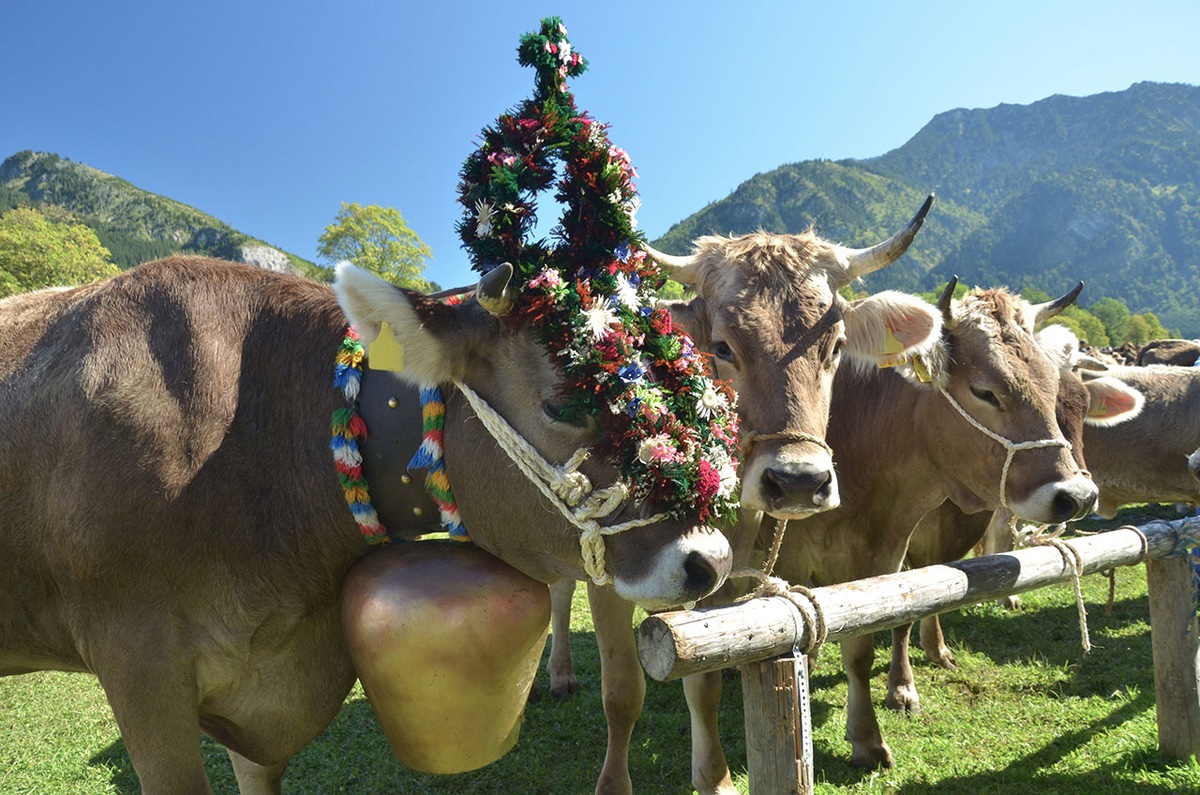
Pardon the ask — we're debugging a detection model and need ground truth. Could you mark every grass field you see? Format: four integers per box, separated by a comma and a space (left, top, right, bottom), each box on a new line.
3, 508, 1200, 793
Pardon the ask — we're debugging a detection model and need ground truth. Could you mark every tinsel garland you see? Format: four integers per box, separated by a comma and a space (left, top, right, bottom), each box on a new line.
331, 328, 389, 545
454, 17, 741, 524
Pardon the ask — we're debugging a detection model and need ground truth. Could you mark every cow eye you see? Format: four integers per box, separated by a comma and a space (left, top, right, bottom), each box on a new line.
712, 341, 735, 362
970, 386, 1002, 409
542, 400, 590, 428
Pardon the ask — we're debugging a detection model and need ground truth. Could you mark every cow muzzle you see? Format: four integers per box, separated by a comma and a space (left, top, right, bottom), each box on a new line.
739, 431, 840, 519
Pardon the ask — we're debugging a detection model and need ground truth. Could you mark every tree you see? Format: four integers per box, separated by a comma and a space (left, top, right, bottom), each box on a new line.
317, 202, 431, 290
1125, 315, 1152, 346
1132, 311, 1169, 342
0, 206, 118, 297
1089, 297, 1131, 345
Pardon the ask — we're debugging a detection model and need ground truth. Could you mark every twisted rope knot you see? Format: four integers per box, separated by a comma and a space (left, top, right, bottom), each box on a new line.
732, 567, 828, 655
1009, 516, 1091, 652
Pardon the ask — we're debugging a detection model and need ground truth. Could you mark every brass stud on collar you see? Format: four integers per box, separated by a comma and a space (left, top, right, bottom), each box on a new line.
387, 397, 399, 409
412, 507, 424, 517
400, 474, 412, 485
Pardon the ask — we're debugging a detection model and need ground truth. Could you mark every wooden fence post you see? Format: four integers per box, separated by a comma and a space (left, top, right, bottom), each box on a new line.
740, 654, 813, 795
1146, 555, 1200, 761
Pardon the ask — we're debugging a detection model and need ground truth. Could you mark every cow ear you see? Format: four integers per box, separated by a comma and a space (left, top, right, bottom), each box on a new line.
333, 264, 498, 386
662, 296, 711, 347
1083, 376, 1145, 426
844, 291, 942, 368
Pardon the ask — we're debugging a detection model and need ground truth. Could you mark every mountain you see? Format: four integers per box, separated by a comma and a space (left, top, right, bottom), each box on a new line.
0, 151, 321, 278
653, 82, 1200, 336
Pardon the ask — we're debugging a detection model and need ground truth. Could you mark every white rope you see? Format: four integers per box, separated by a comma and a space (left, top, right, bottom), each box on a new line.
937, 386, 1072, 511
1008, 516, 1092, 653
731, 568, 828, 655
453, 381, 668, 585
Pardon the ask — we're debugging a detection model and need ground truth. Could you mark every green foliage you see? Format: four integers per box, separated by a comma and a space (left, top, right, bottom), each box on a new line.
0, 151, 322, 277
652, 82, 1200, 336
318, 202, 431, 290
1090, 297, 1131, 344
0, 206, 118, 296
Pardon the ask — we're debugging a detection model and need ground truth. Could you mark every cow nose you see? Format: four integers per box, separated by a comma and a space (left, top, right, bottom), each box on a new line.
682, 550, 720, 597
762, 464, 835, 510
1049, 488, 1095, 524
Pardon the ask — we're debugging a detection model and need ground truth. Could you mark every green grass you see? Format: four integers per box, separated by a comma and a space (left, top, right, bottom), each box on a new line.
3, 507, 1199, 793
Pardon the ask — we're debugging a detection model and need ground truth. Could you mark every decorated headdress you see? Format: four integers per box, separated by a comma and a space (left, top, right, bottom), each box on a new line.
455, 17, 740, 524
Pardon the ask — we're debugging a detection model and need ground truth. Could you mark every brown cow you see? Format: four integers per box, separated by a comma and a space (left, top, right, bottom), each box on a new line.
681, 280, 1097, 787
0, 256, 736, 794
1135, 338, 1200, 367
892, 330, 1145, 709
545, 198, 945, 794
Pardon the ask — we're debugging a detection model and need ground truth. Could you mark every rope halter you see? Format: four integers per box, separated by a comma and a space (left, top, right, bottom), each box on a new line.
936, 383, 1072, 511
452, 380, 669, 586
740, 429, 834, 458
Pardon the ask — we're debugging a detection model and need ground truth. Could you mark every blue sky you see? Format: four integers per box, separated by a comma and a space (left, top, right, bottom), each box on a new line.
4, 1, 1199, 289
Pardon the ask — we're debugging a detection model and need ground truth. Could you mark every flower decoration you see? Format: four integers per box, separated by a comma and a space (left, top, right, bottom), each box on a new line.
455, 17, 740, 524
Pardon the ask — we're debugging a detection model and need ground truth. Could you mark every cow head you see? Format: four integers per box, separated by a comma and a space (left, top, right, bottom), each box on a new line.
334, 263, 732, 610
901, 282, 1100, 524
648, 196, 940, 519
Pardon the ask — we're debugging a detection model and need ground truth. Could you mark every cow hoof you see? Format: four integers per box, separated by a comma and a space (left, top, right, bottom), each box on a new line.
884, 686, 921, 714
549, 675, 580, 699
849, 744, 895, 770
922, 646, 958, 671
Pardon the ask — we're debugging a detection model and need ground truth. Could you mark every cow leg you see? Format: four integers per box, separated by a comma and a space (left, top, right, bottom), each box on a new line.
547, 578, 580, 698
842, 633, 894, 769
98, 662, 213, 795
918, 615, 957, 669
588, 582, 641, 795
228, 749, 286, 795
982, 508, 1021, 610
885, 624, 920, 713
683, 670, 737, 795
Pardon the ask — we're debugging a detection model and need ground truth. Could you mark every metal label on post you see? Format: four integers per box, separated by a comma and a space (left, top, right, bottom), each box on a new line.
793, 652, 815, 792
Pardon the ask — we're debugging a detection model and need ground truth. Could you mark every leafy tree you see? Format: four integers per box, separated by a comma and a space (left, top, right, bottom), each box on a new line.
0, 206, 118, 297
1060, 305, 1109, 347
1089, 297, 1131, 345
1125, 315, 1152, 346
1132, 311, 1169, 342
318, 202, 431, 290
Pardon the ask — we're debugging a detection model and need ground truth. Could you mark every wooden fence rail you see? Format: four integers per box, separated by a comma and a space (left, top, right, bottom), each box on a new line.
636, 518, 1200, 794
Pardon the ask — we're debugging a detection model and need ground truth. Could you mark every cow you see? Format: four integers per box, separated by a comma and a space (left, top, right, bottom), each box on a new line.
545, 198, 946, 794
891, 331, 1146, 708
1136, 338, 1200, 367
678, 279, 1098, 787
0, 256, 739, 795
1079, 364, 1200, 516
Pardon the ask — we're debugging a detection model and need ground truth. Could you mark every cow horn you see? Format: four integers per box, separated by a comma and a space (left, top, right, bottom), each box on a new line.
937, 275, 959, 323
476, 262, 515, 316
845, 193, 935, 279
1033, 281, 1084, 324
642, 244, 700, 286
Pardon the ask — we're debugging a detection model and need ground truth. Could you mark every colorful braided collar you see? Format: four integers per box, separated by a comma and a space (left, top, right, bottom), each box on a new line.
331, 328, 469, 545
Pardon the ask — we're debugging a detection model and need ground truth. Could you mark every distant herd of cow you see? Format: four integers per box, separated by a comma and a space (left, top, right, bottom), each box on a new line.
1, 195, 1197, 794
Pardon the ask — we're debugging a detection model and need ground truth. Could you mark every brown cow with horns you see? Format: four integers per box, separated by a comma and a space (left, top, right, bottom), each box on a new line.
0, 257, 736, 794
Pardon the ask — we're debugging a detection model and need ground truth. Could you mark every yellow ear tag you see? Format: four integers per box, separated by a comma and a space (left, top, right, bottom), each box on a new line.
883, 326, 906, 356
910, 355, 933, 384
368, 322, 405, 372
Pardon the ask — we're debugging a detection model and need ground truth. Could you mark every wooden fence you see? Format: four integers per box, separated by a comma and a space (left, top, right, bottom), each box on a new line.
636, 518, 1200, 794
